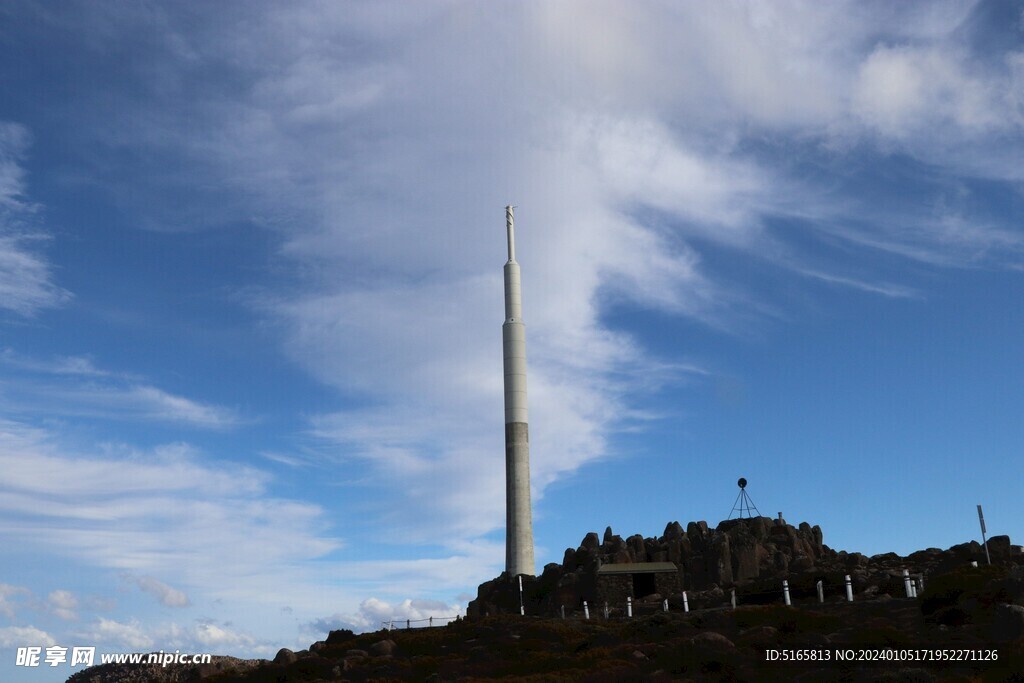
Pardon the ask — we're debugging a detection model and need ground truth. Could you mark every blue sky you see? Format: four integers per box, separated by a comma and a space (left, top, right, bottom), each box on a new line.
1, 0, 1023, 680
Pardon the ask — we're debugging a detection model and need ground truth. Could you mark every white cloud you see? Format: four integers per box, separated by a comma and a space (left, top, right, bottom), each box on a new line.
28, 382, 241, 429
139, 620, 275, 656
126, 385, 241, 428
308, 597, 463, 633
0, 420, 339, 607
123, 575, 190, 608
0, 351, 241, 429
47, 590, 79, 621
854, 45, 1003, 139
191, 621, 259, 649
0, 625, 56, 648
84, 618, 153, 650
0, 583, 30, 619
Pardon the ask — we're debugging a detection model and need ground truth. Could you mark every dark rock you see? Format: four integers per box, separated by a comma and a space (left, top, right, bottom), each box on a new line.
691, 631, 735, 649
738, 625, 779, 645
369, 639, 396, 656
273, 648, 298, 665
581, 531, 600, 551
992, 603, 1024, 641
326, 628, 356, 645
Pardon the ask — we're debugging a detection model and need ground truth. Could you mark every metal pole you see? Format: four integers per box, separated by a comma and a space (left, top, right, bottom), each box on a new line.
682, 591, 689, 613
844, 575, 853, 602
978, 505, 991, 565
783, 580, 791, 606
627, 597, 632, 618
903, 569, 912, 598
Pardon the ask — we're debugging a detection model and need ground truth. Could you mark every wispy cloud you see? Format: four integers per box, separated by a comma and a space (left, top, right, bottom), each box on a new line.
122, 575, 190, 608
0, 350, 241, 429
0, 121, 70, 317
0, 348, 115, 377
0, 421, 338, 601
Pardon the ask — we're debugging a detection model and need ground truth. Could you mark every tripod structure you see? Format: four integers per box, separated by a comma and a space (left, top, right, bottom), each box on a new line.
728, 477, 762, 519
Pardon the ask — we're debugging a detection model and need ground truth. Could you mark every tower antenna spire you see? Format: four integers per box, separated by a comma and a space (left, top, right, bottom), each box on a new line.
506, 205, 516, 263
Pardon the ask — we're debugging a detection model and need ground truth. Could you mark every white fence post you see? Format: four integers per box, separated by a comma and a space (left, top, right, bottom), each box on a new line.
730, 589, 736, 609
518, 575, 524, 616
783, 580, 791, 606
683, 591, 689, 613
663, 598, 669, 613
816, 580, 824, 604
627, 597, 633, 618
903, 570, 912, 598
583, 601, 590, 619
844, 575, 853, 602
603, 601, 609, 619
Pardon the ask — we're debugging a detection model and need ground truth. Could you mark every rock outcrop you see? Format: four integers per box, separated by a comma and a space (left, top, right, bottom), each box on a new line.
467, 517, 1020, 617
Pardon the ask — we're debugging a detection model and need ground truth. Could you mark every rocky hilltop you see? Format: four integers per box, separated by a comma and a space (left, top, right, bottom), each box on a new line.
468, 516, 1020, 616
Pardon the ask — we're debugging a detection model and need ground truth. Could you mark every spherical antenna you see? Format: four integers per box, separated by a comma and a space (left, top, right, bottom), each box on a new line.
728, 477, 760, 519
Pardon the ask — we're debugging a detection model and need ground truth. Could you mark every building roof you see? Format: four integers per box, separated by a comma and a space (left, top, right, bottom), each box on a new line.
596, 562, 678, 575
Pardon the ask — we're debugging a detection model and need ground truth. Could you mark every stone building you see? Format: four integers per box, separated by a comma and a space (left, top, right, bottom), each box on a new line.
595, 562, 682, 605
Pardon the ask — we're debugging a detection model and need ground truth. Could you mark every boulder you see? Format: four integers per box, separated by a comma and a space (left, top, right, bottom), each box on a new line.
992, 603, 1024, 642
690, 632, 735, 649
664, 521, 685, 541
